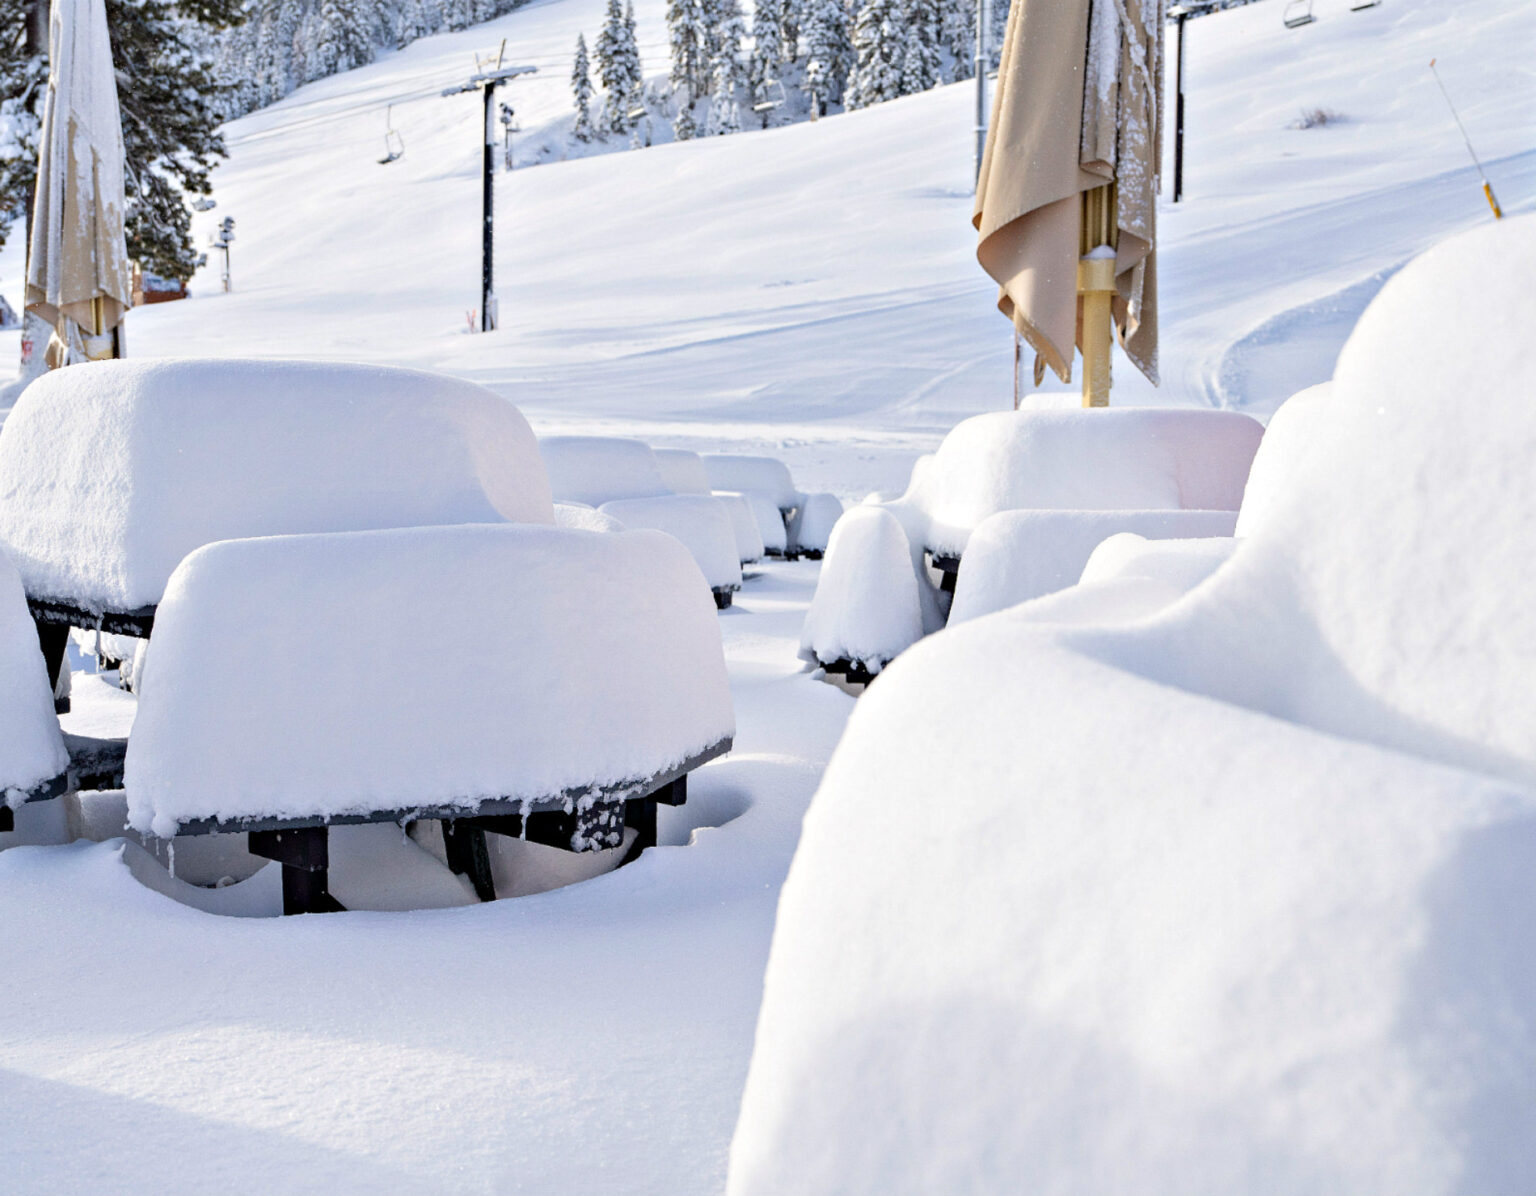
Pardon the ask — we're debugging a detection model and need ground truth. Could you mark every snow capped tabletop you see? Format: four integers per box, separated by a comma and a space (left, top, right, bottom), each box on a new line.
0, 547, 68, 799
0, 359, 554, 614
539, 436, 671, 507
597, 495, 743, 592
800, 506, 922, 671
788, 492, 844, 555
903, 407, 1263, 556
947, 508, 1238, 625
124, 524, 733, 838
714, 491, 766, 565
653, 447, 712, 495
701, 455, 800, 511
730, 216, 1536, 1192
735, 490, 790, 555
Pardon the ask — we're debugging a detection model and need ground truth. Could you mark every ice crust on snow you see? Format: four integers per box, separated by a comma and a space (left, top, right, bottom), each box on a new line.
948, 508, 1238, 624
539, 436, 670, 506
654, 448, 712, 495
730, 217, 1536, 1193
800, 507, 922, 670
788, 492, 844, 554
0, 548, 68, 798
596, 496, 743, 591
701, 455, 800, 511
124, 524, 734, 837
0, 359, 554, 612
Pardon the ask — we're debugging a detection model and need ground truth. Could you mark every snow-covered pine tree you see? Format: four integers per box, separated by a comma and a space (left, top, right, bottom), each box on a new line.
846, 0, 905, 109
704, 0, 747, 93
705, 57, 740, 134
0, 2, 45, 255
799, 0, 851, 106
620, 1, 644, 120
899, 0, 940, 94
666, 0, 708, 103
571, 33, 595, 141
778, 0, 801, 64
673, 100, 698, 140
749, 0, 783, 96
942, 0, 975, 81
595, 0, 641, 133
310, 0, 375, 80
989, 0, 1010, 66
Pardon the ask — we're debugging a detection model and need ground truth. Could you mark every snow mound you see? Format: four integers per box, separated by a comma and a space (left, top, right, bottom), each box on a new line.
727, 491, 789, 556
788, 492, 844, 555
800, 507, 921, 671
1079, 532, 1239, 592
730, 216, 1536, 1193
714, 491, 766, 564
540, 436, 669, 506
702, 455, 800, 511
948, 509, 1238, 624
0, 359, 553, 613
1234, 381, 1335, 537
125, 524, 734, 838
654, 448, 712, 495
904, 408, 1263, 557
597, 496, 743, 592
0, 548, 68, 799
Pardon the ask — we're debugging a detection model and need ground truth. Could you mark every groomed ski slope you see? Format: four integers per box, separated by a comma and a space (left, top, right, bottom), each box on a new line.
0, 1, 1531, 1193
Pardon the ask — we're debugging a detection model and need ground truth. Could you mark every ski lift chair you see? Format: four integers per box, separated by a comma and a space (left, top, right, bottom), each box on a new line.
378, 104, 405, 165
751, 79, 787, 127
1349, 0, 1380, 10
1283, 0, 1316, 27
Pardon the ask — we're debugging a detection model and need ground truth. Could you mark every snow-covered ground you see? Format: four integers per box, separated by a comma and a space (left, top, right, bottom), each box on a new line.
0, 0, 1533, 1190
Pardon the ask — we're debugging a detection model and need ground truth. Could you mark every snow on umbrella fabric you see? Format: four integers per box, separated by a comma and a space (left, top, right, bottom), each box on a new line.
25, 0, 131, 360
974, 0, 1165, 388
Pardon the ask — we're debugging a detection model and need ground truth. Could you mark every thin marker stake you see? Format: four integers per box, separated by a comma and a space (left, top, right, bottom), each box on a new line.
1429, 58, 1503, 219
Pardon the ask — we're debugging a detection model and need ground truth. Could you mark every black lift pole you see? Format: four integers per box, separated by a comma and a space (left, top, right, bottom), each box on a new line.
443, 54, 536, 332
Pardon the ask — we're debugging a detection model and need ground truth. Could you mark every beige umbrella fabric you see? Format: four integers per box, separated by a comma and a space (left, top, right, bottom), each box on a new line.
25, 0, 131, 362
975, 0, 1164, 388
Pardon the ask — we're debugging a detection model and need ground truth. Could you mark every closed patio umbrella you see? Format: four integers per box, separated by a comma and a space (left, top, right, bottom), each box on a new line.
25, 0, 130, 365
975, 0, 1164, 406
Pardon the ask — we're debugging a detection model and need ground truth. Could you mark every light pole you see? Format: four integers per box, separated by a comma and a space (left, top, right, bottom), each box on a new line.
209, 216, 235, 292
442, 61, 537, 332
974, 0, 991, 185
1171, 5, 1190, 202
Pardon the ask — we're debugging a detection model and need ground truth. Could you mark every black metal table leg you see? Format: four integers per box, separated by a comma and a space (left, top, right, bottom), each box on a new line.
443, 819, 497, 902
249, 826, 343, 915
0, 806, 13, 834
33, 618, 69, 714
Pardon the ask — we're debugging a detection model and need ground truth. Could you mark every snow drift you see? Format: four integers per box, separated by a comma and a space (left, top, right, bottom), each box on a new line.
730, 216, 1536, 1194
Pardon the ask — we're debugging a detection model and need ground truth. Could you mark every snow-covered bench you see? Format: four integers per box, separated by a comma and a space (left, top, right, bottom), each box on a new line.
0, 358, 554, 695
787, 492, 844, 559
730, 218, 1536, 1192
701, 454, 802, 557
541, 436, 745, 604
125, 523, 734, 914
0, 549, 69, 835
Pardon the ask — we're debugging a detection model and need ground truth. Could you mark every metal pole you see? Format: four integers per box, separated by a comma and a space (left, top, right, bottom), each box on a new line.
482, 83, 496, 332
1173, 9, 1187, 202
974, 0, 989, 185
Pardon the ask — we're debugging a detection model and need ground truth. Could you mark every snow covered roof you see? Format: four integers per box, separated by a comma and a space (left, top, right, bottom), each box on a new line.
125, 524, 734, 838
539, 436, 671, 507
730, 216, 1536, 1192
0, 359, 554, 613
0, 548, 68, 800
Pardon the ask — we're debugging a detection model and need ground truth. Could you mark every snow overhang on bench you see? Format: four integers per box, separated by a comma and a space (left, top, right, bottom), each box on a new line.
0, 359, 554, 618
124, 523, 734, 842
0, 548, 68, 822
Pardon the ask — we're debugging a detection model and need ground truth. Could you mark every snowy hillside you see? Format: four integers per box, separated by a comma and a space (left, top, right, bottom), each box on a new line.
2, 0, 1532, 497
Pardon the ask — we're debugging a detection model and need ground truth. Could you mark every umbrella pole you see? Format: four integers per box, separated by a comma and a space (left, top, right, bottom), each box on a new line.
1078, 184, 1117, 408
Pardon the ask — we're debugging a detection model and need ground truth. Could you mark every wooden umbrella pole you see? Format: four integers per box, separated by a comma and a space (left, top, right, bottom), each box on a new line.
1078, 183, 1117, 408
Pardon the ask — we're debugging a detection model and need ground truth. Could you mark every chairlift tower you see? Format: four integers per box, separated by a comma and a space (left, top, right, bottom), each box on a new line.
442, 57, 537, 332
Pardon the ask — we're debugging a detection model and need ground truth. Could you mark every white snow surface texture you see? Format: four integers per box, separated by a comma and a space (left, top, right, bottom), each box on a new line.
0, 359, 554, 611
702, 455, 801, 510
539, 436, 670, 506
0, 548, 68, 795
597, 495, 744, 591
125, 524, 733, 836
729, 217, 1536, 1194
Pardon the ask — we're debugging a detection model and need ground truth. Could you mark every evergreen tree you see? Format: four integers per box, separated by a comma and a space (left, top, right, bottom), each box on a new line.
942, 0, 975, 81
846, 0, 905, 109
595, 0, 641, 133
778, 0, 801, 63
704, 0, 747, 93
620, 2, 644, 117
570, 33, 594, 141
800, 0, 851, 105
666, 0, 708, 104
705, 58, 740, 134
310, 0, 375, 80
672, 99, 698, 140
899, 0, 940, 95
0, 4, 45, 255
749, 0, 783, 95
989, 0, 1010, 66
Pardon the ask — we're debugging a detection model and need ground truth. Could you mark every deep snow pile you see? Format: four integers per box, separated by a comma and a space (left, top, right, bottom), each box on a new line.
0, 549, 68, 798
126, 523, 731, 838
0, 359, 553, 611
596, 495, 743, 592
539, 435, 670, 505
799, 506, 922, 671
729, 215, 1536, 1194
